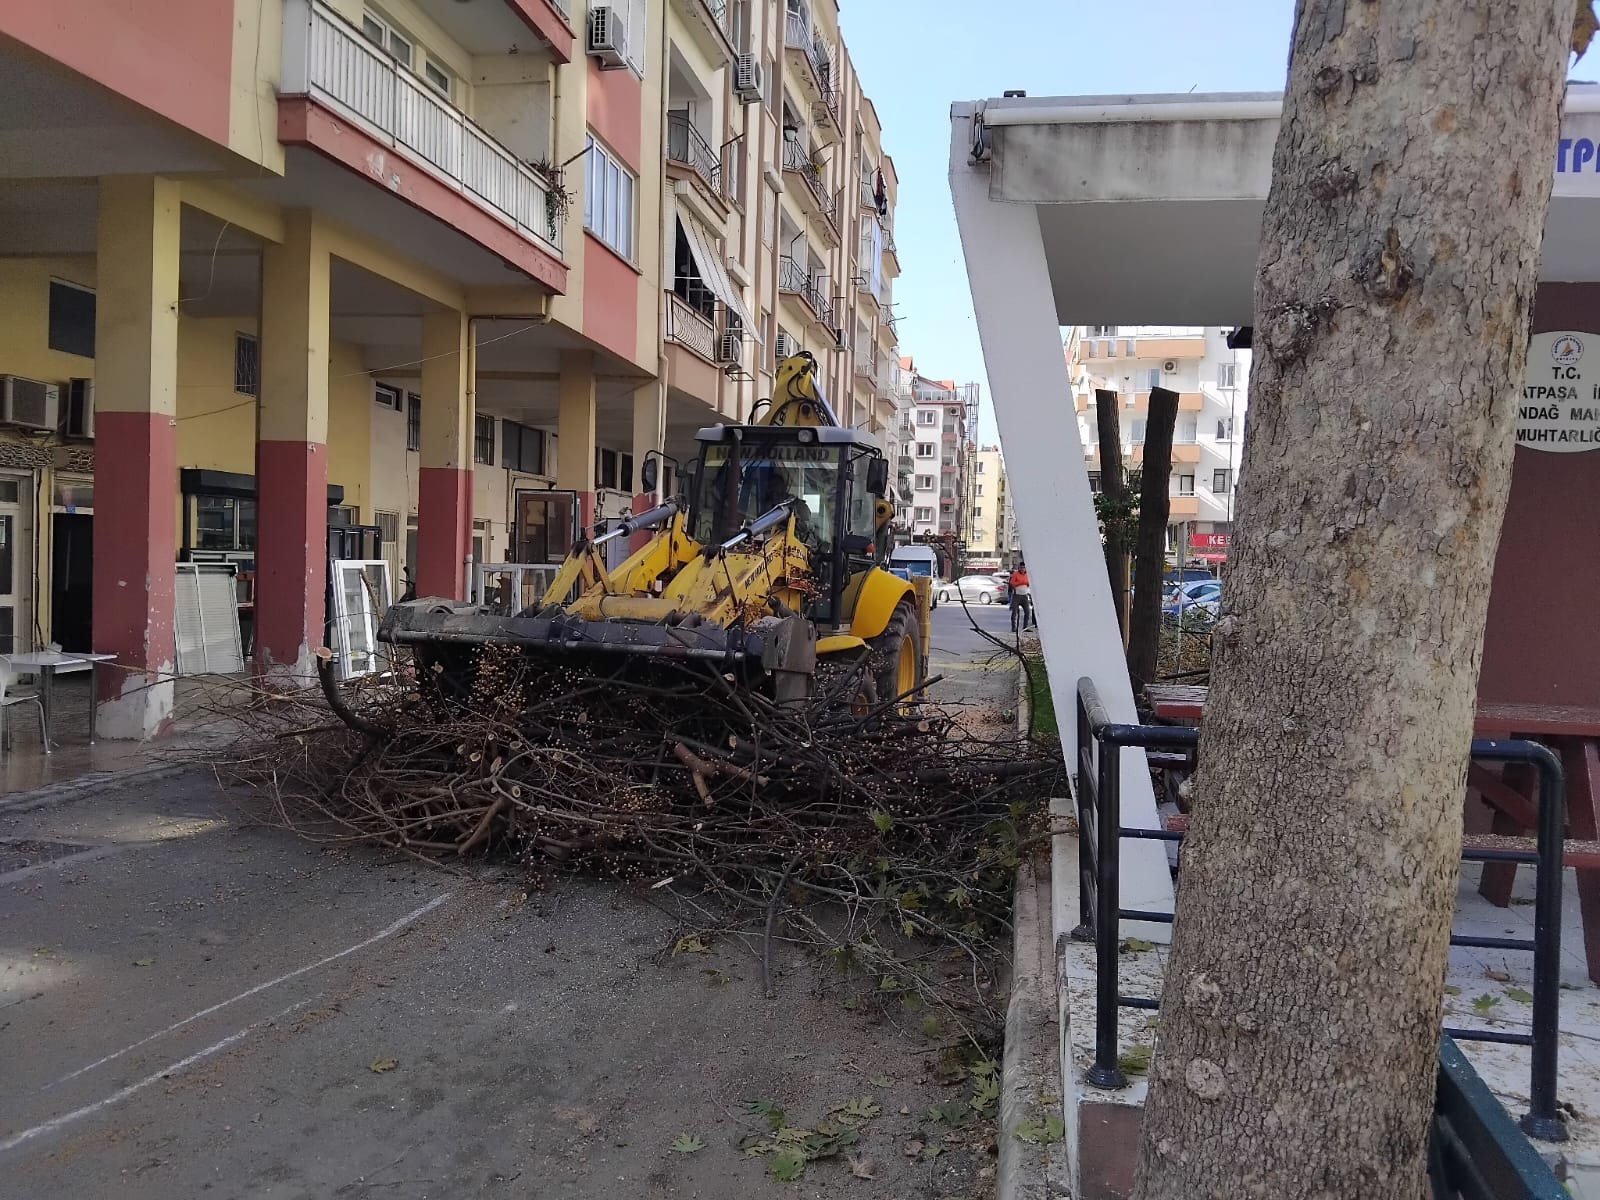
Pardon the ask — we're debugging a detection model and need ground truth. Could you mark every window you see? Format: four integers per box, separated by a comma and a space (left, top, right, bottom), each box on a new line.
1145, 367, 1162, 389
328, 504, 360, 527
1216, 417, 1234, 440
584, 134, 637, 261
362, 10, 414, 67
1212, 469, 1232, 492
916, 442, 935, 458
973, 506, 983, 518
915, 474, 934, 489
976, 460, 986, 473
1087, 472, 1102, 494
502, 420, 545, 475
1177, 474, 1195, 496
1176, 414, 1198, 444
1218, 363, 1237, 388
234, 333, 259, 397
917, 410, 936, 425
474, 414, 496, 465
597, 447, 619, 490
422, 57, 452, 98
48, 280, 95, 357
375, 382, 403, 411
622, 453, 635, 492
915, 507, 934, 522
406, 392, 421, 452
1131, 418, 1146, 444
976, 483, 984, 497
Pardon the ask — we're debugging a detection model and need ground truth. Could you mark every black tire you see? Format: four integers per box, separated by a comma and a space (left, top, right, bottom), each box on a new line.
866, 602, 924, 710
938, 589, 950, 603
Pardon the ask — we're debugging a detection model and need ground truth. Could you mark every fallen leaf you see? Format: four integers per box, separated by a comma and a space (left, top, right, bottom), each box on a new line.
370, 1057, 398, 1073
769, 1147, 807, 1182
833, 1097, 881, 1124
746, 1099, 787, 1131
903, 1139, 925, 1157
1505, 987, 1535, 1005
1015, 1114, 1066, 1145
1118, 1045, 1154, 1076
1485, 968, 1512, 983
847, 1154, 877, 1180
868, 1074, 893, 1088
1443, 985, 1462, 996
870, 809, 894, 833
132, 957, 156, 968
673, 934, 709, 956
922, 1142, 944, 1160
1120, 938, 1155, 955
1471, 993, 1500, 1015
669, 1133, 705, 1154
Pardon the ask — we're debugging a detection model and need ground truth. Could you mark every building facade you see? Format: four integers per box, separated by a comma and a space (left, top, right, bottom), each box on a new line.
965, 445, 1009, 573
902, 374, 976, 561
0, 0, 901, 736
1067, 325, 1249, 564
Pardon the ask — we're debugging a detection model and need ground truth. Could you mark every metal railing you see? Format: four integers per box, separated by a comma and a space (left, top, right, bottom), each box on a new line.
782, 139, 828, 212
666, 112, 722, 198
546, 0, 570, 17
1073, 677, 1569, 1145
282, 0, 562, 254
855, 348, 877, 380
1430, 1037, 1568, 1199
778, 255, 830, 323
665, 293, 717, 361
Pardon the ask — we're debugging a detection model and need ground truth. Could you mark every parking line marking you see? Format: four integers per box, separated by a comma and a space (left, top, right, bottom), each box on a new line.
45, 892, 452, 1090
1, 999, 310, 1155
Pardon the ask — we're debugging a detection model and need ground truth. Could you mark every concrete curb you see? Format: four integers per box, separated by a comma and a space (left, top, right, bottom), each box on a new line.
0, 761, 199, 815
998, 859, 1070, 1199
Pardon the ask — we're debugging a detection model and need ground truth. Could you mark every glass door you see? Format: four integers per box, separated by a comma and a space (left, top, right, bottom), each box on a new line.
513, 490, 576, 565
0, 475, 32, 655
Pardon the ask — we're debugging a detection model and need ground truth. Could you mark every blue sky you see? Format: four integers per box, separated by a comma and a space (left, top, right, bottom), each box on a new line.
838, 0, 1295, 441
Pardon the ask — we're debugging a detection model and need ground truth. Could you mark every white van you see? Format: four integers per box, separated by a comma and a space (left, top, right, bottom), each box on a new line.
889, 545, 941, 609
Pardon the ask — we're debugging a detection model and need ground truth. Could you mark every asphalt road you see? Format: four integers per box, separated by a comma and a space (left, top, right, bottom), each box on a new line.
0, 620, 1020, 1200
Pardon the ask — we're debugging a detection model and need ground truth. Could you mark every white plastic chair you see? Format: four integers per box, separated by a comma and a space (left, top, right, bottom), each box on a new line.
0, 655, 49, 757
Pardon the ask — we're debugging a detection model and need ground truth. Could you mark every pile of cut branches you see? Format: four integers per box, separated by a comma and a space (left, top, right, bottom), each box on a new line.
219, 646, 1065, 1025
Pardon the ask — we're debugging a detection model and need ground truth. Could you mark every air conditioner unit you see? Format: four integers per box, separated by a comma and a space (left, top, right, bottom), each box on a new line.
63, 377, 94, 438
734, 53, 763, 103
0, 375, 60, 431
1162, 359, 1177, 373
718, 329, 743, 365
587, 6, 629, 69
774, 332, 799, 361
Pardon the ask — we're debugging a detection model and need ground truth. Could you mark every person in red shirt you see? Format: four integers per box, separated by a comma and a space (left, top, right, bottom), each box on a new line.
1009, 562, 1033, 632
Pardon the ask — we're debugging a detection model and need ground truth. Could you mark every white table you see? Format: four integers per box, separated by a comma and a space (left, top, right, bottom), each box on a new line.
5, 651, 118, 747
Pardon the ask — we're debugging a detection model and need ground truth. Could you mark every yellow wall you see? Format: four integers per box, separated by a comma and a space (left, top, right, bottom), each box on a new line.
176, 316, 259, 475
327, 341, 373, 518
0, 256, 99, 385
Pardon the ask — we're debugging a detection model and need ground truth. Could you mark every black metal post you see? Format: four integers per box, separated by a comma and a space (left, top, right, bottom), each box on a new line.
1073, 687, 1093, 940
1523, 741, 1567, 1142
1088, 731, 1127, 1087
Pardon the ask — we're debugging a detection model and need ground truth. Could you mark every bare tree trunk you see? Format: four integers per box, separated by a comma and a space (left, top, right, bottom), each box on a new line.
1133, 5, 1571, 1198
1094, 388, 1127, 635
1127, 388, 1178, 686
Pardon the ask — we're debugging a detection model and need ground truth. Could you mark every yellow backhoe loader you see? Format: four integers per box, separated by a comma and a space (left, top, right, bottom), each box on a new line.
379, 353, 931, 708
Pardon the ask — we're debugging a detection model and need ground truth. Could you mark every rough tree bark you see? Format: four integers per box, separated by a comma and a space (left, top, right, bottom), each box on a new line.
1127, 387, 1178, 686
1094, 388, 1128, 634
1133, 4, 1572, 1198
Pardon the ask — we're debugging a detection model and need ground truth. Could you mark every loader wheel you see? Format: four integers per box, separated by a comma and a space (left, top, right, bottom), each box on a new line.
866, 602, 924, 711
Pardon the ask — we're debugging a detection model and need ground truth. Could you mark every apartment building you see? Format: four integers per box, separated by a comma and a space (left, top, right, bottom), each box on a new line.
966, 445, 1009, 572
0, 0, 901, 738
1067, 326, 1248, 562
902, 373, 977, 565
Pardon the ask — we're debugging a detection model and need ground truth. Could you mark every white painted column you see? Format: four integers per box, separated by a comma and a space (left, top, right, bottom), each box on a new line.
948, 105, 1173, 931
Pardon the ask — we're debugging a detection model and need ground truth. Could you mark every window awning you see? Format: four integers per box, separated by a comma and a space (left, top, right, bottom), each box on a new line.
678, 214, 755, 332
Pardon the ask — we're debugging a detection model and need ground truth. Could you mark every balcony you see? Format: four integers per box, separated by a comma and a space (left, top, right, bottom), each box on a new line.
669, 0, 735, 64
778, 255, 831, 325
781, 139, 839, 242
1132, 442, 1203, 465
1169, 495, 1200, 520
280, 0, 562, 260
665, 292, 718, 362
881, 219, 901, 277
783, 11, 829, 107
855, 348, 877, 381
666, 112, 724, 205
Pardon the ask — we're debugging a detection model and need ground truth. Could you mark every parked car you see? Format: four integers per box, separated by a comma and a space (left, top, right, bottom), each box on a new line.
938, 575, 1005, 605
1162, 579, 1221, 622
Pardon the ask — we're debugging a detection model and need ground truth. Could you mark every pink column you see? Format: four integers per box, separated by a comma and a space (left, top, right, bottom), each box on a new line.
415, 311, 473, 599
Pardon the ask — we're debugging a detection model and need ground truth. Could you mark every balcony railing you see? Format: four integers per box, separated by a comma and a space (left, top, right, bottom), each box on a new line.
855, 348, 877, 380
666, 112, 723, 199
665, 293, 718, 361
782, 139, 827, 207
778, 255, 830, 323
282, 0, 562, 255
